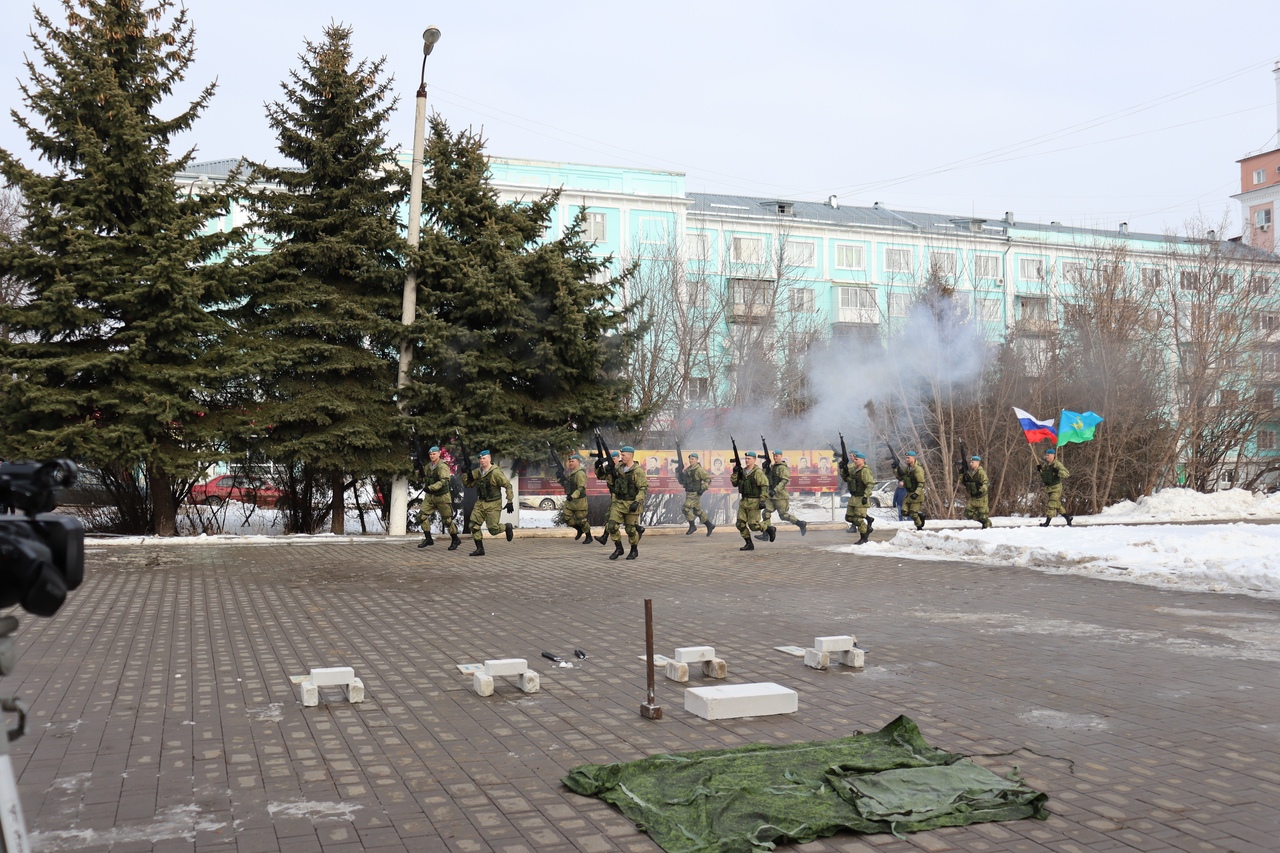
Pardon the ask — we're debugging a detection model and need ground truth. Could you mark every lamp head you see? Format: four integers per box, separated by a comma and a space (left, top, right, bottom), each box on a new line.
422, 27, 441, 56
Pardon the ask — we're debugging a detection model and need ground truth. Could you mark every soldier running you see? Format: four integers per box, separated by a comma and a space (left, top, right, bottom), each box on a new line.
732, 450, 773, 551
840, 450, 875, 545
560, 454, 594, 544
604, 446, 647, 561
678, 452, 714, 536
593, 450, 620, 545
1037, 447, 1072, 527
418, 445, 462, 551
760, 449, 806, 538
462, 450, 514, 556
960, 454, 992, 529
896, 450, 927, 530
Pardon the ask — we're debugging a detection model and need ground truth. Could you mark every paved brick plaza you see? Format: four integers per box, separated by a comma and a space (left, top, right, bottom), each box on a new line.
8, 525, 1280, 852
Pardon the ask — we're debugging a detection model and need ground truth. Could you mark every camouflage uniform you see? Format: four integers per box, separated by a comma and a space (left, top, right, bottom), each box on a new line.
1038, 454, 1072, 526
606, 461, 647, 558
841, 457, 876, 543
960, 462, 992, 529
678, 459, 712, 531
896, 457, 927, 530
420, 459, 458, 539
762, 457, 806, 535
463, 461, 514, 553
560, 462, 592, 542
731, 458, 772, 548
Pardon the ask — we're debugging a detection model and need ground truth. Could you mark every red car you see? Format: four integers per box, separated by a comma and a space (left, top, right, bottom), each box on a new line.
189, 474, 289, 508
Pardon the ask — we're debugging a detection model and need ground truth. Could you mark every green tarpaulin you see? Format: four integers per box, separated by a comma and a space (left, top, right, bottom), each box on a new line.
563, 715, 1048, 853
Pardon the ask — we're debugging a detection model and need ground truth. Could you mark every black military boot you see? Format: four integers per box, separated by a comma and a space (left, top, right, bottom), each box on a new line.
636, 525, 645, 540
848, 523, 858, 534
755, 532, 770, 541
417, 531, 433, 548
796, 520, 807, 536
740, 538, 755, 551
687, 520, 698, 535
582, 527, 594, 545
766, 526, 777, 542
595, 532, 610, 544
855, 528, 870, 545
448, 533, 462, 551
866, 517, 874, 534
574, 528, 584, 541
705, 520, 715, 536
609, 541, 625, 560
505, 523, 514, 542
914, 513, 925, 531
1039, 517, 1051, 527
982, 517, 992, 529
625, 544, 639, 561
468, 540, 485, 557
1064, 515, 1073, 527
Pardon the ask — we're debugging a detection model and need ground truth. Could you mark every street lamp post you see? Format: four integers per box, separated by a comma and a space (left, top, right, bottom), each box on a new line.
388, 26, 441, 536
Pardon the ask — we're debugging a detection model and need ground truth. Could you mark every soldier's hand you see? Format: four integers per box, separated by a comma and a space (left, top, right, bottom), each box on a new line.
629, 501, 639, 512
504, 502, 514, 513
909, 492, 920, 502
1035, 463, 1043, 471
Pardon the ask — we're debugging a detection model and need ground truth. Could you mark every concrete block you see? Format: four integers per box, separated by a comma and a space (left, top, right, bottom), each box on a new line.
484, 658, 527, 677
674, 646, 716, 663
347, 677, 365, 703
310, 666, 356, 687
300, 680, 318, 707
839, 648, 865, 668
473, 672, 495, 696
814, 635, 855, 653
664, 660, 690, 682
701, 658, 728, 679
804, 648, 830, 670
517, 670, 541, 693
684, 683, 799, 720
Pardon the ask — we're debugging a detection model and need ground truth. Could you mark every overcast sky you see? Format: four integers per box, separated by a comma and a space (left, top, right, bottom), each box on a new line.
3, 1, 1278, 236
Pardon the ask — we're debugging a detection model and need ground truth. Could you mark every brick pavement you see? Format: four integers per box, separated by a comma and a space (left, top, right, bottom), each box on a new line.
6, 525, 1280, 852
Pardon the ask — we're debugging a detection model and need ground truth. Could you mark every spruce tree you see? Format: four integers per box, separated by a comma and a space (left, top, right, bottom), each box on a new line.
407, 117, 640, 458
0, 0, 238, 535
234, 24, 407, 534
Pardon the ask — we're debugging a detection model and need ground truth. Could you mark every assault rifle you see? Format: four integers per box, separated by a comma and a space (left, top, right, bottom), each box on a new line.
547, 442, 566, 484
594, 429, 617, 479
455, 430, 472, 477
761, 435, 776, 490
411, 434, 428, 479
730, 435, 743, 477
958, 441, 968, 477
674, 441, 686, 486
838, 432, 850, 475
886, 443, 903, 478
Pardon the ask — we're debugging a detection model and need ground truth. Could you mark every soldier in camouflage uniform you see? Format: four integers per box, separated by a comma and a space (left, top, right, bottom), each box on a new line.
560, 454, 593, 544
731, 450, 773, 551
462, 450, 515, 556
960, 454, 992, 529
760, 449, 806, 538
593, 450, 620, 545
1037, 447, 1072, 527
677, 452, 714, 536
895, 450, 927, 530
605, 446, 647, 561
418, 446, 462, 551
840, 450, 876, 545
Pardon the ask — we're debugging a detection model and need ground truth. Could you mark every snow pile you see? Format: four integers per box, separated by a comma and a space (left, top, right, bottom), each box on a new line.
847, 523, 1280, 599
1097, 488, 1280, 522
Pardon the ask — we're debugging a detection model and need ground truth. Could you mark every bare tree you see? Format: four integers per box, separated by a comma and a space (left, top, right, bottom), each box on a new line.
0, 183, 27, 341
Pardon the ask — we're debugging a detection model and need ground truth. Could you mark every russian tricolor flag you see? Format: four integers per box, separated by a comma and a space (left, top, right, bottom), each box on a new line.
1012, 407, 1058, 444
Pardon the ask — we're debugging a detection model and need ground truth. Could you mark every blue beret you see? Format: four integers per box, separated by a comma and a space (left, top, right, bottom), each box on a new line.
688, 452, 698, 459
1044, 447, 1056, 454
745, 450, 757, 458
428, 445, 440, 453
478, 449, 491, 457
610, 451, 619, 458
970, 455, 981, 461
906, 450, 917, 457
620, 445, 635, 453
854, 451, 866, 459
772, 449, 783, 456
570, 454, 584, 462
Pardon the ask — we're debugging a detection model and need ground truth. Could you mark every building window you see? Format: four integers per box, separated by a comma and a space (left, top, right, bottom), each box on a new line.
584, 211, 607, 242
930, 252, 957, 277
889, 293, 912, 317
638, 217, 667, 245
1015, 335, 1049, 376
834, 244, 864, 270
730, 278, 773, 318
687, 232, 711, 262
1259, 428, 1277, 451
1257, 208, 1273, 229
1017, 296, 1048, 322
1251, 275, 1275, 296
1179, 270, 1200, 292
1254, 169, 1268, 185
1261, 313, 1280, 333
681, 277, 709, 309
1141, 267, 1163, 288
884, 247, 912, 274
687, 376, 710, 404
836, 286, 878, 324
1263, 346, 1280, 374
782, 241, 816, 267
979, 297, 1002, 322
731, 235, 764, 264
1060, 261, 1085, 284
789, 287, 816, 313
974, 255, 1001, 280
1220, 388, 1240, 406
1019, 257, 1045, 282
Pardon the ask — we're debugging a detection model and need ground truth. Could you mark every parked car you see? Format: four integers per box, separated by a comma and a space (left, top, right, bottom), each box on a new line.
520, 494, 564, 511
839, 479, 900, 509
189, 474, 289, 508
54, 468, 115, 507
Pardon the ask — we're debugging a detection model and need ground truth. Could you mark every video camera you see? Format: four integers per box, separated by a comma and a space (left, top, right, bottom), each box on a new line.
0, 459, 86, 618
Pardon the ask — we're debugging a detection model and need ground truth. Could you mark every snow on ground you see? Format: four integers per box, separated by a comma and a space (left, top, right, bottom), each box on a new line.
837, 488, 1280, 600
